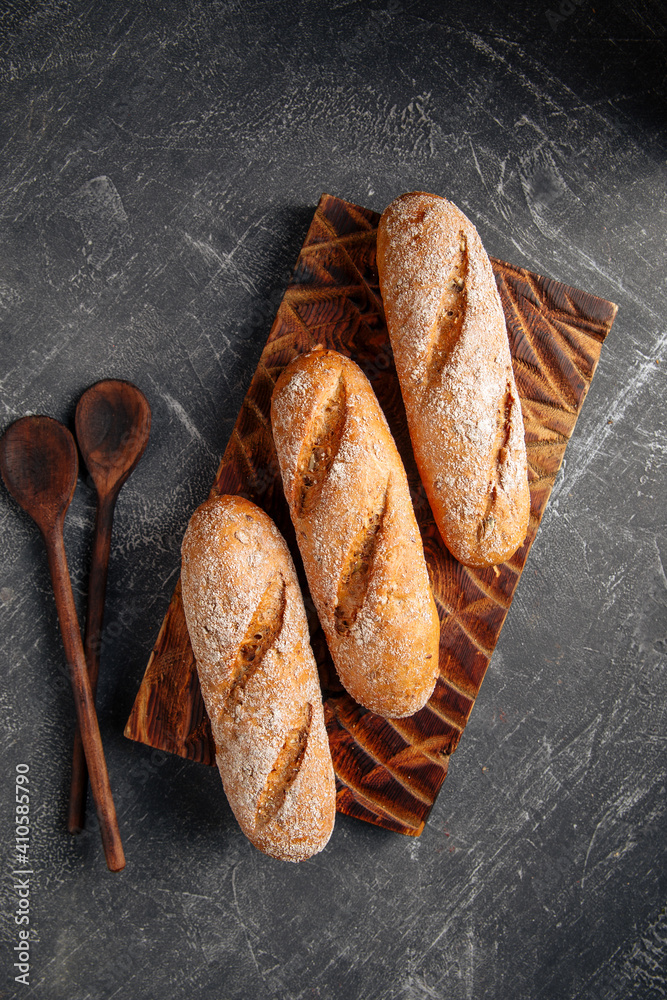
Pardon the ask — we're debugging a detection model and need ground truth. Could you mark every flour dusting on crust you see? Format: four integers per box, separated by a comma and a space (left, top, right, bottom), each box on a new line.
181, 495, 336, 862
377, 192, 530, 567
271, 350, 440, 719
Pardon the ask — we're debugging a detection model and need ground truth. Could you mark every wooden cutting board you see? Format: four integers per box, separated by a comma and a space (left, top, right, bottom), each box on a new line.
124, 193, 618, 836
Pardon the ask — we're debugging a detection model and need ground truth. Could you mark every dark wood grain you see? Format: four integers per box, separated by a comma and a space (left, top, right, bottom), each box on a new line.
0, 416, 126, 870
68, 380, 151, 834
124, 194, 618, 836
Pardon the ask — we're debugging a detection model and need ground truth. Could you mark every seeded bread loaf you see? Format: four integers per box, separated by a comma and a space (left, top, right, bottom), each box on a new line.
377, 192, 530, 568
270, 348, 440, 719
180, 494, 336, 862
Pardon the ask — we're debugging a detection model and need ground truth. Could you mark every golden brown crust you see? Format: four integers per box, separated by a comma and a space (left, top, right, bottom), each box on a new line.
377, 191, 530, 568
180, 494, 336, 862
271, 348, 440, 719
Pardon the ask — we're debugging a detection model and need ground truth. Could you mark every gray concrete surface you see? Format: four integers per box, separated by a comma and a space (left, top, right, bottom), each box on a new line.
0, 2, 665, 998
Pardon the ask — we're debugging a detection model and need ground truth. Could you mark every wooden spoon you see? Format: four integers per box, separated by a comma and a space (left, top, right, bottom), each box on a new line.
0, 416, 125, 871
68, 380, 151, 834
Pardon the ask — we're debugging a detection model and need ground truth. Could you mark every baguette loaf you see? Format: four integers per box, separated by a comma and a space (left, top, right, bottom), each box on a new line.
377, 192, 530, 568
270, 348, 440, 719
180, 494, 336, 862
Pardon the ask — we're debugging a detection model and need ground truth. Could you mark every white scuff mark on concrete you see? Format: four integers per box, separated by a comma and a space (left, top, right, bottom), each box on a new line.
157, 389, 217, 462
580, 808, 611, 897
580, 779, 665, 907
160, 564, 180, 591
0, 277, 22, 313
496, 157, 509, 203
619, 902, 667, 994
399, 973, 443, 998
0, 341, 66, 402
399, 91, 438, 157
452, 28, 579, 120
230, 862, 270, 985
184, 232, 227, 270
464, 916, 475, 1000
468, 138, 491, 200
601, 564, 630, 615
184, 212, 270, 298
571, 245, 666, 326
161, 391, 200, 440
313, 943, 353, 984
551, 326, 667, 505
655, 536, 667, 590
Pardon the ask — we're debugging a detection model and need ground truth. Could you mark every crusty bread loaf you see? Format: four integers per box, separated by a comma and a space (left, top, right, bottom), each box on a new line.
270, 348, 440, 719
180, 494, 336, 862
377, 192, 530, 568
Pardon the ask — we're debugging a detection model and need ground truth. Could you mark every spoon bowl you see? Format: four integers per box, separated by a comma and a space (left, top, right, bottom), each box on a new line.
0, 416, 78, 536
68, 379, 150, 833
75, 379, 151, 499
0, 414, 125, 871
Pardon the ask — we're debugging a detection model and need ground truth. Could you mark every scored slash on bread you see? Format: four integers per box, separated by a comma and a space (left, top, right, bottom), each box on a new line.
125, 192, 618, 840
377, 192, 531, 568
180, 495, 336, 862
271, 348, 440, 719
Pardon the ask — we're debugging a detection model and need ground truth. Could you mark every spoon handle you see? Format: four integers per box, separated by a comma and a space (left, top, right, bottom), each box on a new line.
68, 493, 116, 833
45, 524, 125, 872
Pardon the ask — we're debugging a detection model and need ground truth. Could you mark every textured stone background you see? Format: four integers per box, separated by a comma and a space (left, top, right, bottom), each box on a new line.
0, 2, 665, 998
